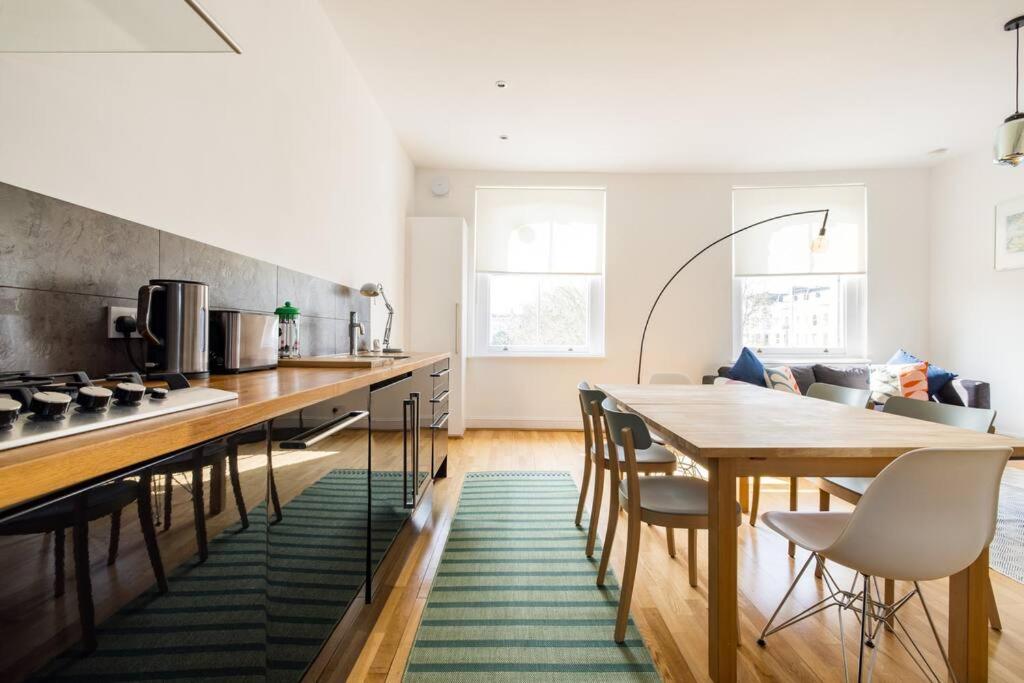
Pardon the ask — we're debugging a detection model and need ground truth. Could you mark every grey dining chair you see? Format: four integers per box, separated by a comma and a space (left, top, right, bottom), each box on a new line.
598, 397, 740, 642
576, 383, 676, 559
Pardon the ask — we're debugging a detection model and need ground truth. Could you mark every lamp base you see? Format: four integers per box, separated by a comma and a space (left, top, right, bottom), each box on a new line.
382, 347, 404, 354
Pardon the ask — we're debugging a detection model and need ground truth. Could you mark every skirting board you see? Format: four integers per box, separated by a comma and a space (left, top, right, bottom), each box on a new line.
466, 417, 582, 430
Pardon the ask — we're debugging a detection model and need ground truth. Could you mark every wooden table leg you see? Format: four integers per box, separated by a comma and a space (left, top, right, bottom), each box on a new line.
948, 547, 989, 682
738, 476, 750, 514
708, 458, 738, 682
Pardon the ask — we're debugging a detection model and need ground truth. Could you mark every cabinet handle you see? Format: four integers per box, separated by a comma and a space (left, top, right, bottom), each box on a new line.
430, 368, 450, 378
430, 412, 450, 429
430, 389, 449, 403
279, 411, 368, 449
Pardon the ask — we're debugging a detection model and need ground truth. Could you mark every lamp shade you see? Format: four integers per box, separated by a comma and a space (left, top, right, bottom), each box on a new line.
996, 114, 1024, 166
359, 282, 381, 297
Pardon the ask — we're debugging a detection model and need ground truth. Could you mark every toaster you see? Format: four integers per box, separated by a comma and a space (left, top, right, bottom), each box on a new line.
209, 310, 278, 373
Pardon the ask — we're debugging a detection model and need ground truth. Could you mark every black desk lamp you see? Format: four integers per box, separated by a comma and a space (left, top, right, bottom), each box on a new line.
636, 209, 830, 383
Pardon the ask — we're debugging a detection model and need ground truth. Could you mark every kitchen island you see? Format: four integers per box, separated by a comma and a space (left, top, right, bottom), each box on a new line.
0, 352, 449, 682
0, 352, 448, 512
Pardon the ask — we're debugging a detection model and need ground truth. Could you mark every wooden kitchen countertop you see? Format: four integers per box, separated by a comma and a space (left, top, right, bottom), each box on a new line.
0, 352, 449, 513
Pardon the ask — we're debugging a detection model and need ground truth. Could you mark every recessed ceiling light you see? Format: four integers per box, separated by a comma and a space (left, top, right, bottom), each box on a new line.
495, 80, 508, 89
499, 134, 509, 141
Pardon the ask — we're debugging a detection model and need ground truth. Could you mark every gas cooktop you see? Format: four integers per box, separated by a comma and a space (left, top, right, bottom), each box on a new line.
0, 370, 238, 452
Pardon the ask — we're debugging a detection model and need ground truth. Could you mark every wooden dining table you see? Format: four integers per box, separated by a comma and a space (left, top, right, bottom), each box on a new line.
598, 382, 1024, 682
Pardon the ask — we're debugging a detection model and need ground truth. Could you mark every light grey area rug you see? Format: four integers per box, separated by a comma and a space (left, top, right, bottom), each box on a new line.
991, 467, 1024, 584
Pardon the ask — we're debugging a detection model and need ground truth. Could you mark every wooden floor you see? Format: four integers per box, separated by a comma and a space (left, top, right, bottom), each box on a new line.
341, 429, 1024, 682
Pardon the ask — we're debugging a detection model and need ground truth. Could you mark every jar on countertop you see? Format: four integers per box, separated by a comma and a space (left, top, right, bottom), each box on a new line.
275, 301, 301, 358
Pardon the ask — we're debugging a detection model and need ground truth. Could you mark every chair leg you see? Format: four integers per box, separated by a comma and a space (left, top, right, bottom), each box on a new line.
738, 476, 750, 513
137, 475, 168, 593
191, 455, 209, 562
856, 574, 870, 682
106, 510, 122, 566
72, 497, 97, 653
666, 527, 676, 558
788, 477, 798, 558
269, 464, 283, 524
987, 574, 1002, 631
228, 446, 249, 530
884, 579, 895, 631
614, 511, 642, 643
596, 478, 619, 587
162, 473, 173, 530
687, 529, 698, 588
576, 450, 592, 528
815, 490, 830, 579
54, 527, 66, 598
749, 477, 761, 526
586, 463, 604, 558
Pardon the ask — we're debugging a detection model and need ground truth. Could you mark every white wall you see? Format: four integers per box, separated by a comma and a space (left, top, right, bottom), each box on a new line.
0, 0, 413, 342
414, 167, 931, 428
929, 148, 1024, 436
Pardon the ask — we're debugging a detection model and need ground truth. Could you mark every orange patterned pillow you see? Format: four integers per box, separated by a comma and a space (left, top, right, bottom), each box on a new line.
897, 362, 930, 401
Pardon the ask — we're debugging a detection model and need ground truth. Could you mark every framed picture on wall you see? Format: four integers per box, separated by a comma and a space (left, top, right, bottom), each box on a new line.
995, 195, 1024, 270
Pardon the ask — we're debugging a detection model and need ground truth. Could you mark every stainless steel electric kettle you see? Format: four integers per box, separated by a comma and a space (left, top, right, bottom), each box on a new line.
137, 279, 209, 378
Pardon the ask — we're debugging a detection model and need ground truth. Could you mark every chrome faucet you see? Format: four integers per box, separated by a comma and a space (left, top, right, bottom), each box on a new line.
348, 311, 365, 355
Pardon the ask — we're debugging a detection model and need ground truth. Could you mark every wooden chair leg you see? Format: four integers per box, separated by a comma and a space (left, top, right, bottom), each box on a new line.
269, 464, 283, 524
815, 490, 830, 578
687, 528, 698, 588
106, 510, 122, 566
749, 477, 761, 527
586, 463, 605, 558
614, 512, 642, 643
228, 447, 249, 530
596, 477, 619, 586
138, 474, 168, 593
162, 473, 173, 530
988, 574, 1002, 631
884, 579, 896, 631
788, 477, 798, 558
576, 450, 592, 528
666, 527, 676, 558
191, 454, 209, 562
54, 526, 66, 598
738, 476, 750, 514
72, 497, 96, 653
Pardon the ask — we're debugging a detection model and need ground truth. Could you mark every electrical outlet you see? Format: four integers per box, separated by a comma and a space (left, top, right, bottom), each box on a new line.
107, 305, 142, 339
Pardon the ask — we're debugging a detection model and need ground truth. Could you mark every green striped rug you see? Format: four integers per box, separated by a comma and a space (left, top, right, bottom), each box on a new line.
34, 469, 411, 682
404, 471, 660, 682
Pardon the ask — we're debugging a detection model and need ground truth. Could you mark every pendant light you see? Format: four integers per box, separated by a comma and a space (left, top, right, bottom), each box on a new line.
996, 15, 1024, 166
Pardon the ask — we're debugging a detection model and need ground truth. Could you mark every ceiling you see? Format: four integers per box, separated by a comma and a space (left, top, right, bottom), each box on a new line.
324, 1, 1023, 173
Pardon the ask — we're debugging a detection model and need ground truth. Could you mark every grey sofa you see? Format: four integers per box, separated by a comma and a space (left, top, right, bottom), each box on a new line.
702, 363, 990, 410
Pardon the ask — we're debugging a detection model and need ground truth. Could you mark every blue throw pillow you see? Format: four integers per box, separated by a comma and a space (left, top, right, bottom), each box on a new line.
728, 347, 767, 387
887, 349, 957, 397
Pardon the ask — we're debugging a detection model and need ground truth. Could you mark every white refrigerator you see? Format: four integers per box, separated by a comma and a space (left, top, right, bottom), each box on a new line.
407, 217, 468, 436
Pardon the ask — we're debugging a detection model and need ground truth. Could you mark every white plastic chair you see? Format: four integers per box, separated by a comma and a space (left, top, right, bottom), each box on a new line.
757, 446, 1011, 682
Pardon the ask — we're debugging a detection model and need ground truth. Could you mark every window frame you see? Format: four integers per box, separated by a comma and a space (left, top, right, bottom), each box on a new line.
473, 272, 606, 358
731, 273, 867, 362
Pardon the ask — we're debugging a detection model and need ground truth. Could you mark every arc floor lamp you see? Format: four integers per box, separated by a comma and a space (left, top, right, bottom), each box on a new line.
635, 209, 831, 383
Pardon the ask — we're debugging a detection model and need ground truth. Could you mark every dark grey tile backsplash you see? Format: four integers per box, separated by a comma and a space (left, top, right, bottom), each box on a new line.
0, 181, 369, 376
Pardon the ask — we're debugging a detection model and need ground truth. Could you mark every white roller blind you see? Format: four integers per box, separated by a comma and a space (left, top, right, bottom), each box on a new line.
732, 185, 866, 276
475, 187, 605, 274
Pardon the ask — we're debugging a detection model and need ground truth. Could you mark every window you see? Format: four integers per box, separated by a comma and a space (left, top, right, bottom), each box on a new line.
732, 185, 867, 360
473, 187, 605, 356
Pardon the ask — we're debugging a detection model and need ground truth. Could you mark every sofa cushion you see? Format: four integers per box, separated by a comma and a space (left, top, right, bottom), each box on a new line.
727, 347, 767, 387
764, 366, 800, 394
887, 349, 957, 397
812, 364, 870, 390
786, 365, 817, 395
